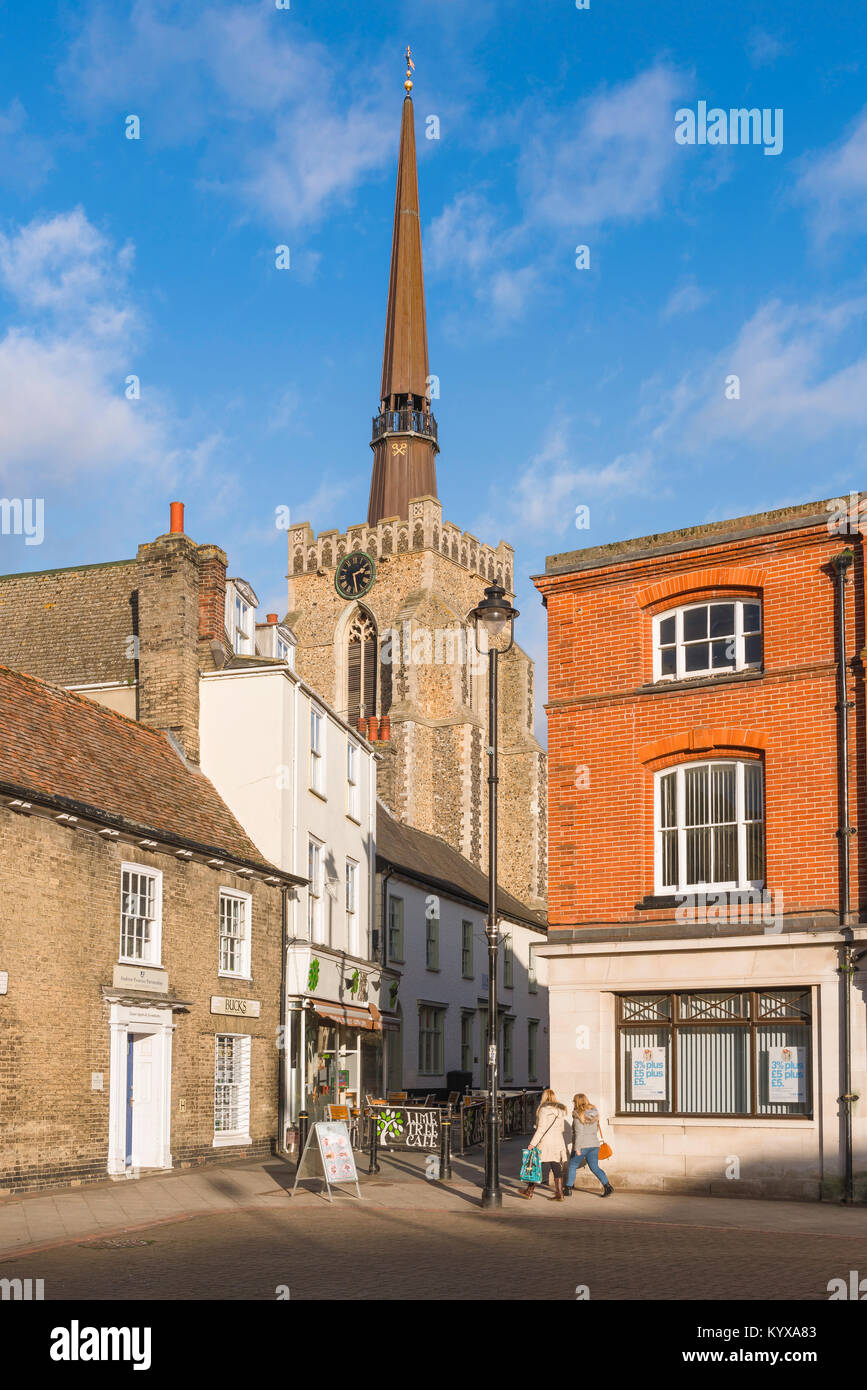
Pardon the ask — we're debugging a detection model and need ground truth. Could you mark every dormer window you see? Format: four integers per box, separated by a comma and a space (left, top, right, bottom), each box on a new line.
225, 579, 259, 656
234, 595, 252, 654
255, 616, 296, 666
654, 600, 762, 682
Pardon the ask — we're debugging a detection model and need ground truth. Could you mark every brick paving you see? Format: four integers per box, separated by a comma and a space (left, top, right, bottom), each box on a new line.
7, 1201, 867, 1302
2, 1140, 867, 1301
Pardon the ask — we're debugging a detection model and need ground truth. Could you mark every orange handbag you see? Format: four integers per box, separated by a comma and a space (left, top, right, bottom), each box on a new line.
598, 1141, 613, 1160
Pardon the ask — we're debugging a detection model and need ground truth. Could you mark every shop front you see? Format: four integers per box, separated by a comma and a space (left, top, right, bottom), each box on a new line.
542, 926, 867, 1201
285, 944, 399, 1124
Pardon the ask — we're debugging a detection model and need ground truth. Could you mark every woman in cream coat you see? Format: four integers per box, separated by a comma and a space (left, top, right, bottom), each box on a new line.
522, 1088, 569, 1200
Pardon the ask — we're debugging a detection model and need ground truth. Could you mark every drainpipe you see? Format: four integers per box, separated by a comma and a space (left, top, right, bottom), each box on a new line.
278, 885, 289, 1156
380, 865, 394, 1096
832, 548, 858, 1203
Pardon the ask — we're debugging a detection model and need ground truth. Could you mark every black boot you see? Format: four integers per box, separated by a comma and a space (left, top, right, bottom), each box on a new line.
563, 1186, 573, 1197
601, 1183, 614, 1197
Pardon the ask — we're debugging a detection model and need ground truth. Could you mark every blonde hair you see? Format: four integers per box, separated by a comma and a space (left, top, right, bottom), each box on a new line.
537, 1087, 566, 1116
573, 1092, 595, 1118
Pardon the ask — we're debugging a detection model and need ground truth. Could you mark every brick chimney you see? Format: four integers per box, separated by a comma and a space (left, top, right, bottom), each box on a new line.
198, 544, 228, 643
136, 504, 202, 762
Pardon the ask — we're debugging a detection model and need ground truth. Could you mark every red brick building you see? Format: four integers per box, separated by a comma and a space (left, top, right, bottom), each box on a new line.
534, 497, 867, 1201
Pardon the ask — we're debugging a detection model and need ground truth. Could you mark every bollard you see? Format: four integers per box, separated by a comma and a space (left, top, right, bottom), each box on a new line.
298, 1109, 309, 1161
442, 1105, 453, 1180
367, 1107, 380, 1174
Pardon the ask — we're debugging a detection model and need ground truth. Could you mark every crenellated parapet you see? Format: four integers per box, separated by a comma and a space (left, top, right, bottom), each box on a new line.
288, 495, 515, 595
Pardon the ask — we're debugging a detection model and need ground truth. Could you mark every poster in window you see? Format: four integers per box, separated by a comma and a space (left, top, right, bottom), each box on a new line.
631, 1046, 667, 1100
768, 1046, 805, 1103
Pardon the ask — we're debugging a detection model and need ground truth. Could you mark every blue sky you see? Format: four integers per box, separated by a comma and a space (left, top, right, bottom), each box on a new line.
1, 0, 866, 730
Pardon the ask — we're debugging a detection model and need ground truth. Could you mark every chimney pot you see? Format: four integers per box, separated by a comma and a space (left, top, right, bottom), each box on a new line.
267, 613, 278, 625
170, 501, 185, 534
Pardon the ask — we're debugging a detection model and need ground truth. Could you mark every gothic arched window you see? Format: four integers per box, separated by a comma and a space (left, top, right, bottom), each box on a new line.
347, 609, 377, 725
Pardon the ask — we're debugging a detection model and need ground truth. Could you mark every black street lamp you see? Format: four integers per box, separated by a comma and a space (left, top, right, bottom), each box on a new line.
469, 582, 519, 1209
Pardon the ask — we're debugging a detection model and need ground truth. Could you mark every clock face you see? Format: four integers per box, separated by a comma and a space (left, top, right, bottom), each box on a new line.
335, 550, 376, 599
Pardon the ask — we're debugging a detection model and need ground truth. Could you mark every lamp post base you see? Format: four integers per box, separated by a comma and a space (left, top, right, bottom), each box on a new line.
480, 1187, 503, 1209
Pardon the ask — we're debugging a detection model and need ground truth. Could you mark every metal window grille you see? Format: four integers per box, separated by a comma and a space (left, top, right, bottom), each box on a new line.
121, 869, 158, 961
214, 1035, 251, 1135
616, 991, 812, 1118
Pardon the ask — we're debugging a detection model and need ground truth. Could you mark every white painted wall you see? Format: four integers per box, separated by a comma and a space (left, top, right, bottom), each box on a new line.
382, 872, 549, 1094
199, 666, 376, 958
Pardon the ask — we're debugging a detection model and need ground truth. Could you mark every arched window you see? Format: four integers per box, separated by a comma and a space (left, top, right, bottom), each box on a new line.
655, 759, 764, 894
347, 609, 377, 725
653, 599, 762, 681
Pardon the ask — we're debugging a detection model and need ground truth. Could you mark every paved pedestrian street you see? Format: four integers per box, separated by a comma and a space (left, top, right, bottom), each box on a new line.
4, 1142, 866, 1303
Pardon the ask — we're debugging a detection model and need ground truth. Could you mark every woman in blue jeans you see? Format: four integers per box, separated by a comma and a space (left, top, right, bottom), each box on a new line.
564, 1093, 614, 1197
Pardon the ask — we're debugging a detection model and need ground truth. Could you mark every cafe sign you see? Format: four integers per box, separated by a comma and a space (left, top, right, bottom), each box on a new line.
210, 996, 261, 1018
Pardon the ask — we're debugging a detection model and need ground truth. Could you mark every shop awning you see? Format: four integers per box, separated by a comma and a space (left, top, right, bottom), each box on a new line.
313, 1002, 381, 1032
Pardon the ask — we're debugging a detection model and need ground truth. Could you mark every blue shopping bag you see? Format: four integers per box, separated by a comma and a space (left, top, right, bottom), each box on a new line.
520, 1147, 542, 1183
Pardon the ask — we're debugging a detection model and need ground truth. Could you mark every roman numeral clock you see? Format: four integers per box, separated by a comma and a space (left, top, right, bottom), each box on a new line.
335, 550, 376, 599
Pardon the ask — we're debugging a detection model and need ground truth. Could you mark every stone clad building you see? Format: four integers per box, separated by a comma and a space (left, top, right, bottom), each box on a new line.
285, 82, 546, 913
0, 666, 301, 1193
534, 497, 867, 1201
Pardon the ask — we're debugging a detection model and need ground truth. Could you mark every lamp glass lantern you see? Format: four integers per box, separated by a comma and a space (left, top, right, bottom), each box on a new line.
471, 584, 519, 653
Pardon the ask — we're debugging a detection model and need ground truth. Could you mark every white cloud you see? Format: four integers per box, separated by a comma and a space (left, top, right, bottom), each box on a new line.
429, 64, 689, 331
475, 422, 653, 539
649, 295, 867, 451
518, 64, 686, 230
794, 107, 867, 245
662, 278, 711, 320
0, 100, 54, 192
746, 30, 788, 68
60, 1, 395, 233
0, 210, 232, 496
0, 209, 134, 334
427, 192, 540, 330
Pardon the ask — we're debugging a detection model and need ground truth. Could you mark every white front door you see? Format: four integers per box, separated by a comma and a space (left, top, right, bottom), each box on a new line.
130, 1033, 161, 1168
108, 1003, 173, 1176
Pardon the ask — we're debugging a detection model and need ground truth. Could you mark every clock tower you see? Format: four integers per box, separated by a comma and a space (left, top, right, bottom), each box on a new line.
285, 63, 546, 910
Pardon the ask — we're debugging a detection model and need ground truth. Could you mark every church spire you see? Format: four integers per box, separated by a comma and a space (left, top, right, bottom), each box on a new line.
368, 50, 438, 526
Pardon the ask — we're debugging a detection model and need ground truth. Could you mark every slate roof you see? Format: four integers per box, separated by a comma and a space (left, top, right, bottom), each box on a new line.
0, 664, 295, 878
376, 800, 547, 933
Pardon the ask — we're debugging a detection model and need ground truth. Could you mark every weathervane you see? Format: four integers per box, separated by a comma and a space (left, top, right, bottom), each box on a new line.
404, 45, 414, 94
